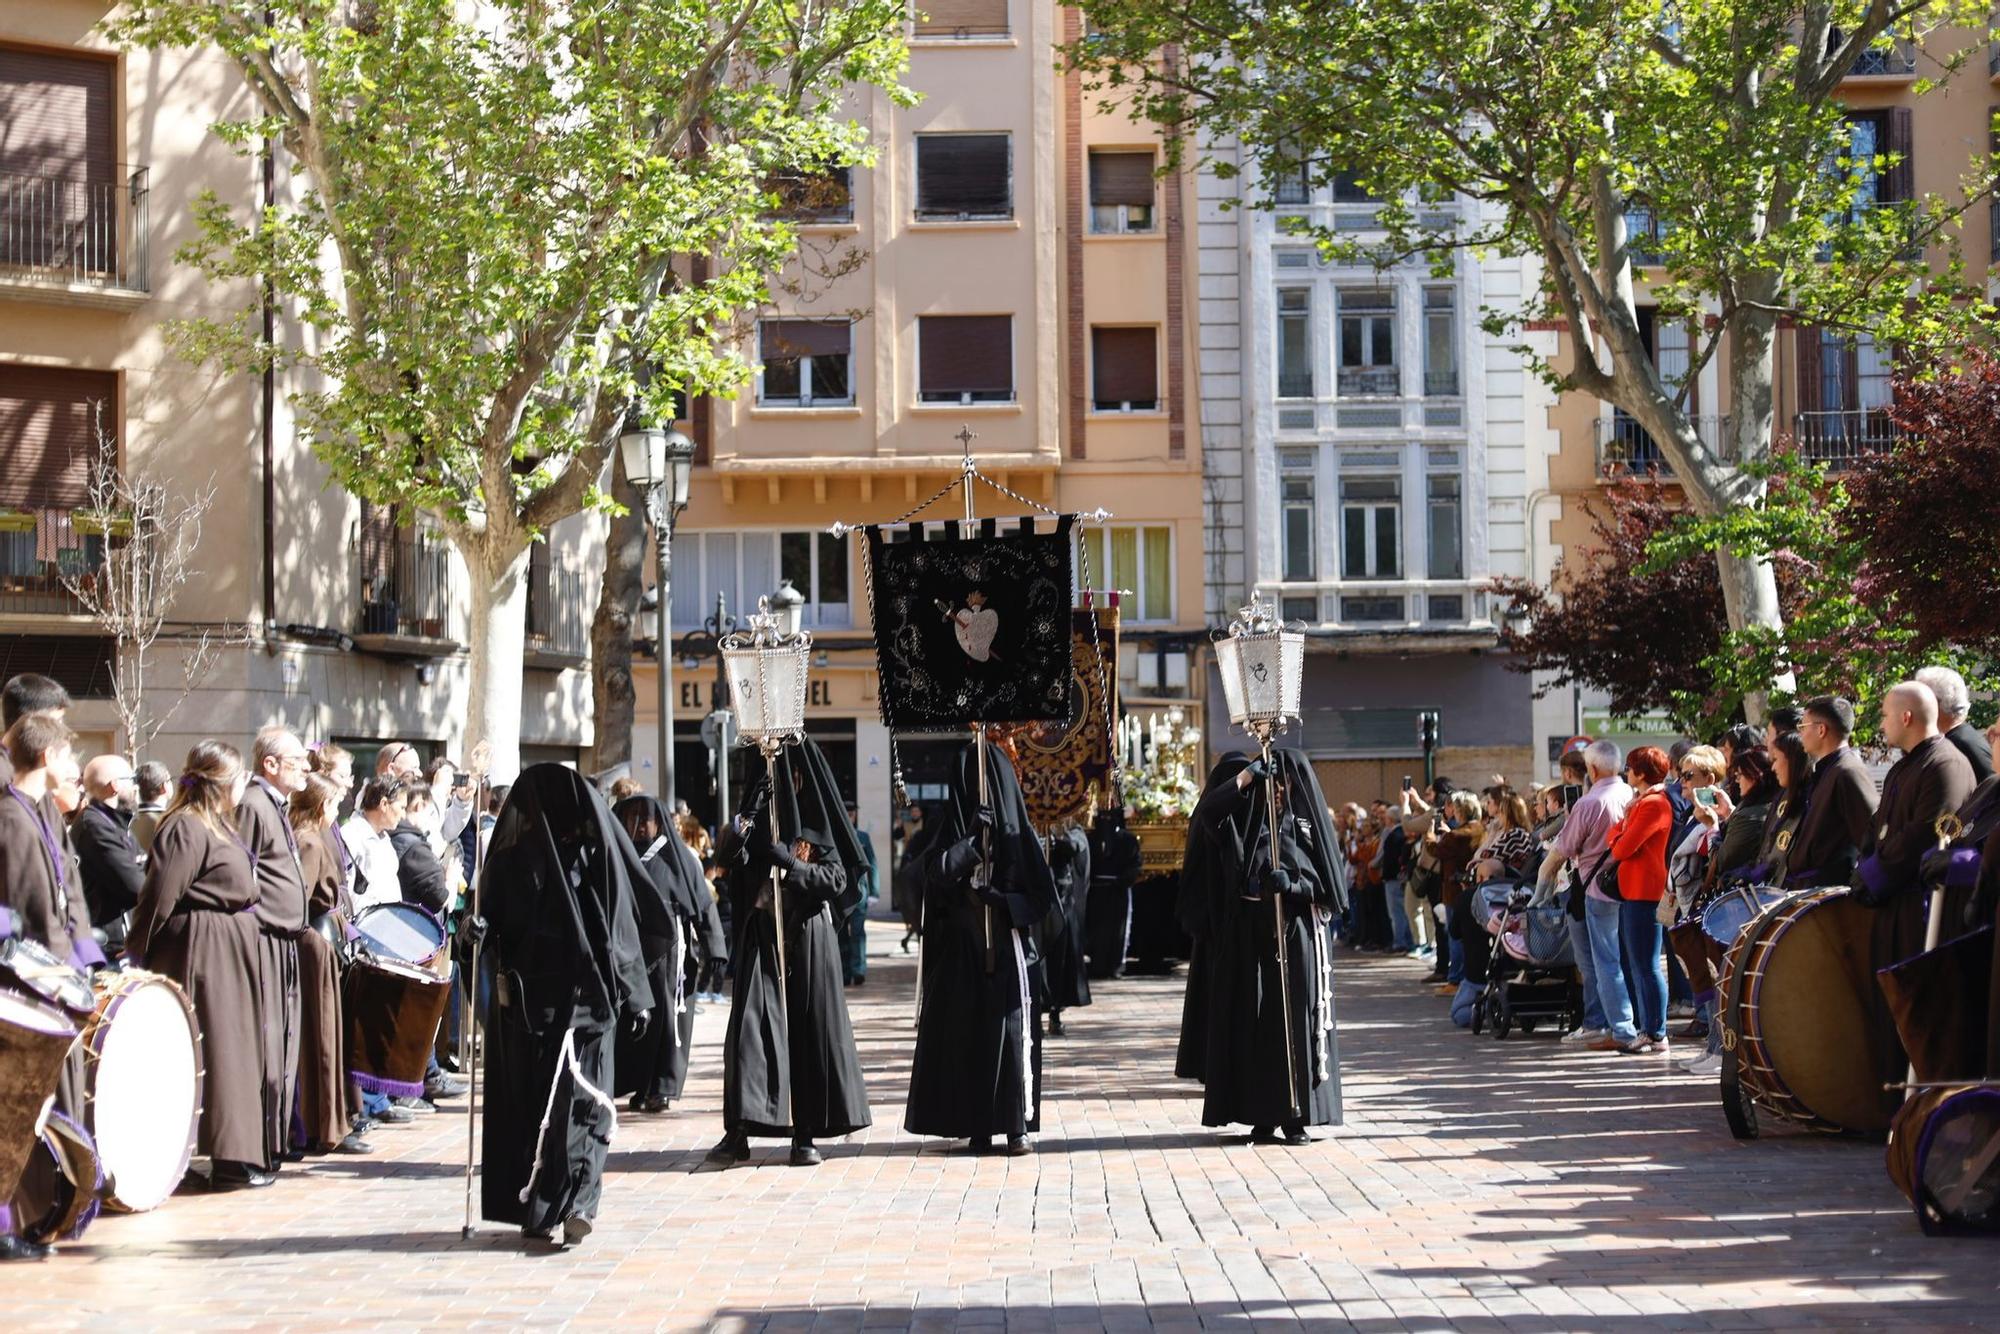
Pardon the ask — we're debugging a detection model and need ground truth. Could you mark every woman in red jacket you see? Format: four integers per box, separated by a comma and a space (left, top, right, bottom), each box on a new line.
1607, 746, 1674, 1053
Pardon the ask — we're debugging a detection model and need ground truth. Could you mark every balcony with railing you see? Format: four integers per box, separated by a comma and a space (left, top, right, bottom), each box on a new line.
1594, 413, 1736, 478
354, 523, 458, 654
1423, 368, 1460, 397
525, 560, 589, 669
1337, 366, 1401, 397
1792, 408, 1902, 469
0, 166, 150, 305
1847, 39, 1918, 78
0, 487, 110, 619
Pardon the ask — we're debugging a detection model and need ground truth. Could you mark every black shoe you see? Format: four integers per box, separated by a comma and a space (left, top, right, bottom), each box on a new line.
790, 1141, 822, 1167
851, 975, 865, 987
1004, 1135, 1030, 1156
1249, 1125, 1276, 1144
374, 1105, 415, 1125
969, 1135, 992, 1154
705, 1133, 750, 1165
335, 1132, 375, 1155
1280, 1123, 1311, 1146
438, 1052, 464, 1075
1047, 1014, 1066, 1038
211, 1161, 276, 1190
0, 1234, 51, 1261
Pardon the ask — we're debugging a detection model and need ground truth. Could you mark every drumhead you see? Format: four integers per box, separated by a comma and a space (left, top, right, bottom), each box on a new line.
85, 973, 200, 1212
354, 903, 446, 964
1702, 887, 1784, 946
1747, 891, 1898, 1134
0, 989, 80, 1039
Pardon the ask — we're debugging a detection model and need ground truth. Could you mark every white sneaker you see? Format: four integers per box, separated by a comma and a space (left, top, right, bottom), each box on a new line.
1683, 1051, 1722, 1076
1563, 1026, 1610, 1044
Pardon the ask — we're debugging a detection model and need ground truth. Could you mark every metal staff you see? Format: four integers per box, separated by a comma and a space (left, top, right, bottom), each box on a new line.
761, 738, 793, 1127
460, 740, 491, 1241
1260, 736, 1302, 1121
1904, 812, 1965, 1100
976, 725, 995, 974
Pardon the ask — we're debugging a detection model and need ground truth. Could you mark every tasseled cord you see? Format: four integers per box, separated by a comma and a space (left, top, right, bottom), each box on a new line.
1311, 905, 1335, 1083
517, 1025, 620, 1205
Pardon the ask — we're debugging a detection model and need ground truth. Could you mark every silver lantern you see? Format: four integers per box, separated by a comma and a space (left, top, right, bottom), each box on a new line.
720, 595, 812, 751
1213, 595, 1304, 737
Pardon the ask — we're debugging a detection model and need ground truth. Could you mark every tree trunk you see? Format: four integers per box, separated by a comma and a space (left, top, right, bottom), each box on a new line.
589, 451, 646, 773
462, 542, 532, 782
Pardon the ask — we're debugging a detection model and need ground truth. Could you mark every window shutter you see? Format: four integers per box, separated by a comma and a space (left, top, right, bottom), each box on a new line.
919, 315, 1012, 396
1883, 106, 1913, 203
761, 319, 850, 359
1088, 151, 1155, 207
1091, 327, 1158, 404
915, 135, 1011, 217
1795, 324, 1824, 420
914, 0, 1009, 36
358, 501, 400, 589
0, 48, 115, 182
0, 363, 110, 509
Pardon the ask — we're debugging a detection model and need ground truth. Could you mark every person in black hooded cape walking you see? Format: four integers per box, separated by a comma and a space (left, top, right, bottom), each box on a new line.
1176, 746, 1346, 1144
480, 765, 661, 1247
1035, 819, 1091, 1036
905, 739, 1058, 1154
611, 794, 716, 1113
707, 736, 871, 1167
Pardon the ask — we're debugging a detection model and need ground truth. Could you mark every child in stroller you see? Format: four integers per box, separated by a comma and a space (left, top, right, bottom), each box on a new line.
1469, 880, 1581, 1038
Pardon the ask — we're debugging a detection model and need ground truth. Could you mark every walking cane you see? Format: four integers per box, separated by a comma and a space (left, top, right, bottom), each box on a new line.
1902, 813, 1964, 1102
460, 743, 490, 1240
1262, 740, 1302, 1121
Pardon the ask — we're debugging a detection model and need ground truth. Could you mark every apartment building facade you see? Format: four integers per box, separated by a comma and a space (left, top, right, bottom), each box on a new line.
634, 0, 1207, 840
1196, 142, 1542, 802
1, 5, 600, 771
1527, 26, 1998, 760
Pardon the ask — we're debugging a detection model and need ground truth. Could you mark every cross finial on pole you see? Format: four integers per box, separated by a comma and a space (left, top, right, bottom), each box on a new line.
955, 423, 977, 474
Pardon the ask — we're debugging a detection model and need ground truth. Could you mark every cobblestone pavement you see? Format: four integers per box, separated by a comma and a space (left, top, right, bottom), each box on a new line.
7, 922, 1995, 1331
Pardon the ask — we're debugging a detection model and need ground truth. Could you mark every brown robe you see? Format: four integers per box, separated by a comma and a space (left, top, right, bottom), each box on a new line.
295, 824, 351, 1150
127, 812, 267, 1167
1858, 733, 1975, 1087
238, 779, 308, 1165
1781, 746, 1878, 891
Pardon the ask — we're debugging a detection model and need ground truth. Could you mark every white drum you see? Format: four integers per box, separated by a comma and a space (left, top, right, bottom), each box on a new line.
80, 969, 202, 1212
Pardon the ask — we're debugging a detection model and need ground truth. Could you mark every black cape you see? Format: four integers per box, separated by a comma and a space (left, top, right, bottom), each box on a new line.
905, 741, 1058, 1140
1175, 747, 1345, 1129
480, 765, 654, 1231
610, 795, 707, 1103
1175, 753, 1251, 1082
717, 737, 872, 1140
1084, 806, 1142, 978
1036, 824, 1091, 1012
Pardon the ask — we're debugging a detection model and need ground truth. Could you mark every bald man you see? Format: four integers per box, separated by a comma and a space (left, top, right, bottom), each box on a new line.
71, 752, 143, 956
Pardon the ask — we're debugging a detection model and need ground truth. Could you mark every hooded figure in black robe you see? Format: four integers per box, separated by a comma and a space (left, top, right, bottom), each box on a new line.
1176, 753, 1251, 1083
610, 796, 709, 1113
480, 765, 658, 1246
905, 741, 1058, 1152
1176, 747, 1345, 1143
708, 737, 871, 1167
1035, 822, 1091, 1035
1085, 806, 1142, 978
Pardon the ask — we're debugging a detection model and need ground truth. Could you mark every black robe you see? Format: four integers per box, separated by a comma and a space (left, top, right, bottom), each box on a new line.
1175, 755, 1251, 1082
480, 766, 653, 1233
610, 796, 705, 1105
1084, 808, 1142, 979
1035, 825, 1091, 1013
717, 739, 871, 1141
1781, 746, 1878, 891
905, 742, 1058, 1142
1176, 748, 1346, 1130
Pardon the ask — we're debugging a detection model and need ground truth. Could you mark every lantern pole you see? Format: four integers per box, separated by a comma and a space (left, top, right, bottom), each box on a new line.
760, 731, 792, 1128
957, 428, 996, 974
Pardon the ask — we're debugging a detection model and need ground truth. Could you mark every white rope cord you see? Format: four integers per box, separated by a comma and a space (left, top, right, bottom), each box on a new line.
1010, 926, 1034, 1122
516, 1025, 620, 1205
639, 835, 689, 1031
1312, 904, 1335, 1083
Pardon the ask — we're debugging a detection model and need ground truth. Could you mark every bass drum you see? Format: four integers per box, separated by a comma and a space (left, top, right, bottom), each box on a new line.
79, 969, 202, 1212
1717, 887, 1901, 1139
0, 990, 79, 1201
10, 1109, 102, 1244
354, 902, 448, 971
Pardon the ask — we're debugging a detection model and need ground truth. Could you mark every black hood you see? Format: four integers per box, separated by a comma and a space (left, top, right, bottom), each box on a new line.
612, 794, 706, 921
744, 735, 867, 916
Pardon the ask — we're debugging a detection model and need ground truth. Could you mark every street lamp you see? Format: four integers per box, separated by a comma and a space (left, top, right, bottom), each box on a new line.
620, 420, 697, 805
768, 576, 806, 639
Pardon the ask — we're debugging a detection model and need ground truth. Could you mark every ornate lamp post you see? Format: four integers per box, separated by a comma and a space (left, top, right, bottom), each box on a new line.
1212, 594, 1306, 1116
619, 421, 696, 804
720, 594, 813, 1122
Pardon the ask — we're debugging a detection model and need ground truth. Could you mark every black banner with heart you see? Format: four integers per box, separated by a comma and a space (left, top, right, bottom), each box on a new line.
864, 515, 1075, 729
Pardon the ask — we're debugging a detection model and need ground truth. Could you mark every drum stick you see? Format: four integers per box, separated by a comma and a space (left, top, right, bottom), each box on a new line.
461, 769, 486, 1241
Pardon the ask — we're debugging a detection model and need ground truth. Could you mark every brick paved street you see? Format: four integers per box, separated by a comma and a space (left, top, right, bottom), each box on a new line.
7, 925, 1995, 1331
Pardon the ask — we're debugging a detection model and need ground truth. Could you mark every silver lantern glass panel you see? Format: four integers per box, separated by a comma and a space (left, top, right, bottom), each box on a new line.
1214, 598, 1304, 731
721, 597, 813, 744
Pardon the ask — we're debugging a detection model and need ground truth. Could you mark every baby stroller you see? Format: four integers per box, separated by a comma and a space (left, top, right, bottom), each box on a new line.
1469, 882, 1581, 1039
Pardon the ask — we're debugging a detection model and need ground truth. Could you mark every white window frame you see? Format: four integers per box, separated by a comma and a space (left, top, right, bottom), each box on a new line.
1276, 287, 1314, 399
1339, 469, 1402, 580
755, 320, 854, 408
672, 529, 853, 631
1336, 288, 1399, 398
1279, 449, 1316, 583
1076, 523, 1175, 625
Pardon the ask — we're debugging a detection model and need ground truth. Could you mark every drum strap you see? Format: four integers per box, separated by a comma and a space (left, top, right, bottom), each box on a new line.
516, 1024, 619, 1206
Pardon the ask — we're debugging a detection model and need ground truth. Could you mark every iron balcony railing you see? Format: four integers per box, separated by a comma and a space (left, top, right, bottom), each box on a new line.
1849, 40, 1918, 76
0, 480, 111, 617
1792, 408, 1903, 469
0, 166, 150, 292
527, 562, 589, 661
357, 524, 455, 641
1423, 368, 1460, 397
1594, 413, 1737, 477
1337, 366, 1401, 397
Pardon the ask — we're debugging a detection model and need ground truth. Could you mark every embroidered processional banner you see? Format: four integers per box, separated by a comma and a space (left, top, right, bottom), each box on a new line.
1012, 604, 1120, 830
864, 516, 1074, 729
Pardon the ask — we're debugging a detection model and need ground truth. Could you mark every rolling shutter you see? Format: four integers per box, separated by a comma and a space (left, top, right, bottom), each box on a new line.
1088, 151, 1154, 207
918, 316, 1012, 398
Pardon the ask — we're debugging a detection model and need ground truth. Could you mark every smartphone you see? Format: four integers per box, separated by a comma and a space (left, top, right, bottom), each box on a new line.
1401, 775, 1414, 792
1693, 786, 1719, 808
